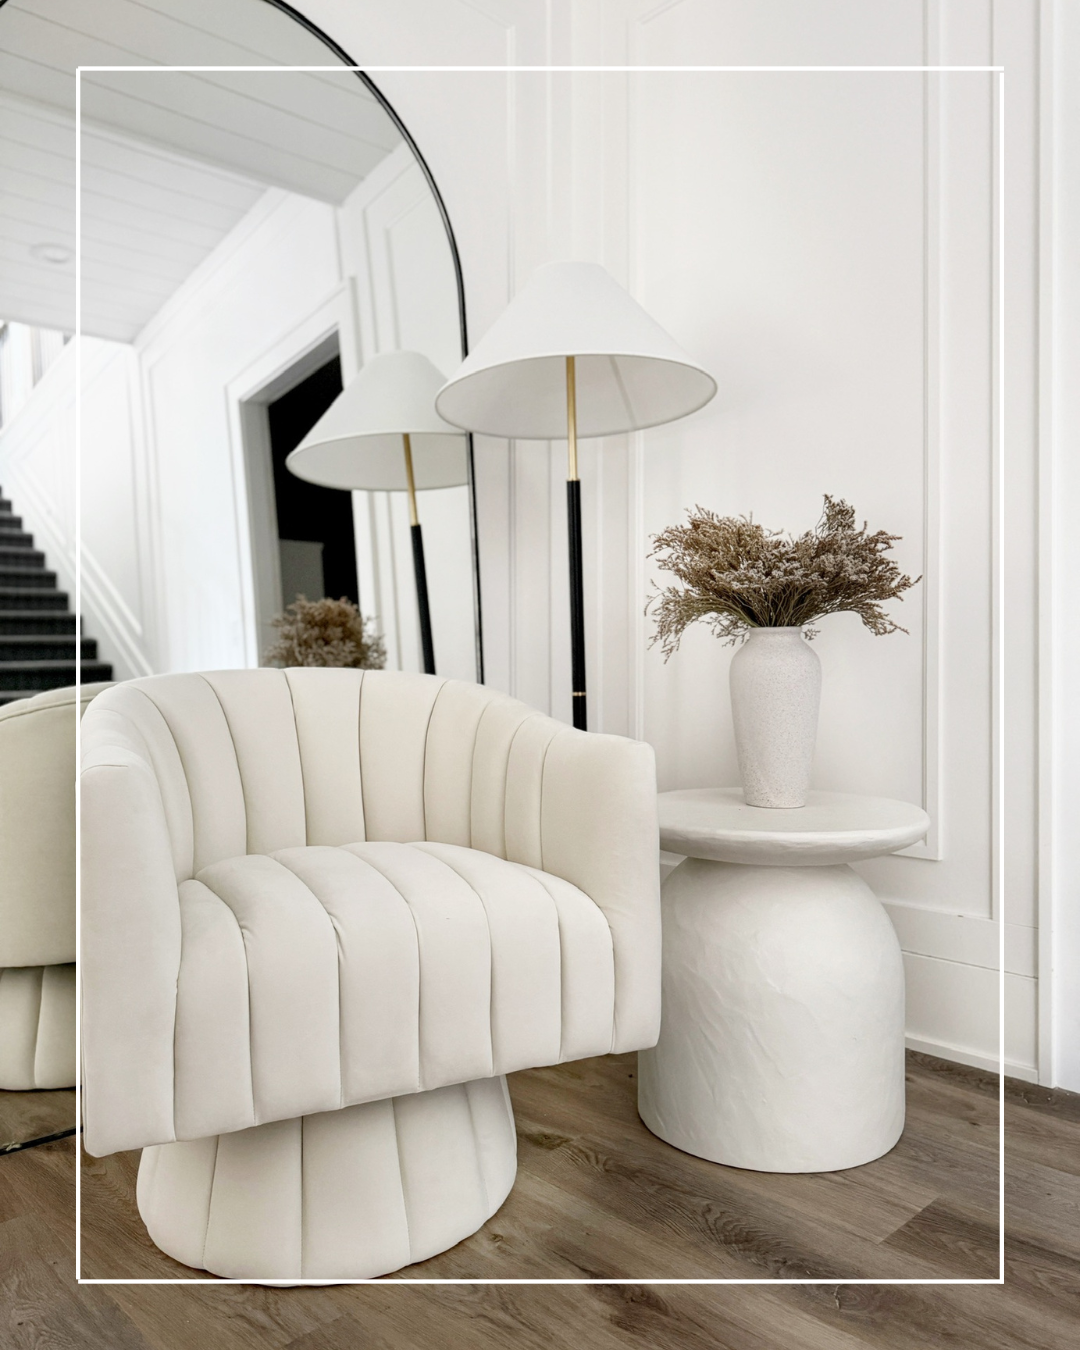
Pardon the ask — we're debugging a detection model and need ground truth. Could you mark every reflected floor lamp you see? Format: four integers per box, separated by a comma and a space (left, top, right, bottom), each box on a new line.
286, 350, 468, 676
436, 261, 716, 729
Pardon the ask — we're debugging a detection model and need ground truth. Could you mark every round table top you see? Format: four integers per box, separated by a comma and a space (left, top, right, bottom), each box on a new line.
658, 788, 930, 866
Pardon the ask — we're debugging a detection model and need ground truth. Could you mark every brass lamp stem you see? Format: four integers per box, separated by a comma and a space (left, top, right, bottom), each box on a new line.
566, 355, 579, 481
402, 432, 419, 527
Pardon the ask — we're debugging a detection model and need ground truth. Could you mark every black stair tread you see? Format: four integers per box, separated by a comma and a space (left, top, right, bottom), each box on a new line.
0, 533, 34, 547
0, 571, 57, 586
0, 659, 109, 671
0, 590, 70, 609
0, 520, 25, 532
0, 661, 113, 691
0, 632, 89, 642
0, 634, 95, 651
0, 549, 46, 565
0, 611, 77, 629
0, 646, 96, 661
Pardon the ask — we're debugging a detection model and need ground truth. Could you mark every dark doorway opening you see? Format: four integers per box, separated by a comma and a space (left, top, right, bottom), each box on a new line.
267, 355, 358, 607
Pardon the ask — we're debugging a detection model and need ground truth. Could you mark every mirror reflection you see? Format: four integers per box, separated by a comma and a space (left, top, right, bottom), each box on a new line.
0, 0, 479, 1149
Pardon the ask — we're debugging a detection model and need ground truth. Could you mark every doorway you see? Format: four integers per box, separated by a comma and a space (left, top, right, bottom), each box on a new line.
266, 355, 357, 608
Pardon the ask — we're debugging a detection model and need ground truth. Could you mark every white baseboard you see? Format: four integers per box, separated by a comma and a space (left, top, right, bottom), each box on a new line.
905, 1034, 1038, 1083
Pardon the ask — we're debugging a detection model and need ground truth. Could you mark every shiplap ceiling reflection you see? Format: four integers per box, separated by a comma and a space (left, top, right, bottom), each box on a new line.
0, 0, 401, 341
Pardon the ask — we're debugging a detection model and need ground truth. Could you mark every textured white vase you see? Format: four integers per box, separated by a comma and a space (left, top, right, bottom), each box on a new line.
729, 627, 821, 808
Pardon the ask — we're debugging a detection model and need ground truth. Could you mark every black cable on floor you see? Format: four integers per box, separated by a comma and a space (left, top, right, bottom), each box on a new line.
1, 1126, 78, 1155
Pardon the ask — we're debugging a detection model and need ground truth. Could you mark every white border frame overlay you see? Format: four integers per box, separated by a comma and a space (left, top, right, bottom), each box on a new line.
74, 63, 1006, 1287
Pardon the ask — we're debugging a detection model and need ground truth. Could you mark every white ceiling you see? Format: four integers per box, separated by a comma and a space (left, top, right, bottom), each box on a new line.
0, 0, 403, 341
0, 90, 269, 341
0, 92, 76, 334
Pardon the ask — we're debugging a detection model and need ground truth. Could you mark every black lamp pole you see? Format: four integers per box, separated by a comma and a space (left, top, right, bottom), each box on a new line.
402, 432, 436, 675
565, 356, 587, 731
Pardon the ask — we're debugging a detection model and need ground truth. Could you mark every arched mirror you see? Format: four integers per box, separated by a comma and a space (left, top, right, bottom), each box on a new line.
0, 0, 480, 1153
0, 0, 482, 689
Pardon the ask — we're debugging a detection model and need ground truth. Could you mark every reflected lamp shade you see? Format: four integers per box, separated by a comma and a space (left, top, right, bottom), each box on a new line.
434, 261, 716, 438
285, 349, 467, 680
286, 350, 468, 491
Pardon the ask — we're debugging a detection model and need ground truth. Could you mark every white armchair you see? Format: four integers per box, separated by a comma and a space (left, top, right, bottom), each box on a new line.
81, 668, 660, 1281
0, 683, 109, 1090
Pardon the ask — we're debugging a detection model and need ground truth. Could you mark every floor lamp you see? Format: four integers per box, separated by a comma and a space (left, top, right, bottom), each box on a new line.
286, 350, 468, 675
436, 261, 716, 729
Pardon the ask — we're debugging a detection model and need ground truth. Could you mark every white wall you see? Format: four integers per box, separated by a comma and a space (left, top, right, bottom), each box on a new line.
1044, 0, 1080, 1091
295, 0, 1052, 1082
134, 188, 341, 672
633, 52, 1017, 1075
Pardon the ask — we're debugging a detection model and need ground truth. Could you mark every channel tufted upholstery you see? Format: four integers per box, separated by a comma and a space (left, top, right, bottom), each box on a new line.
136, 1076, 518, 1281
81, 669, 661, 1160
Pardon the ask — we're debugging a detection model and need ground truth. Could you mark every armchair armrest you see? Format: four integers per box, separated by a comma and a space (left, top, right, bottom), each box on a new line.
0, 686, 101, 967
538, 728, 661, 1053
81, 711, 182, 1157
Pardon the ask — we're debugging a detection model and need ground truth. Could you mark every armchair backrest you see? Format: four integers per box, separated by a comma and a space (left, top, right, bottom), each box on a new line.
82, 669, 589, 880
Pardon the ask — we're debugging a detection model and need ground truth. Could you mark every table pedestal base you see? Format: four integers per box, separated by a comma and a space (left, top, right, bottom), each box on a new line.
638, 858, 905, 1173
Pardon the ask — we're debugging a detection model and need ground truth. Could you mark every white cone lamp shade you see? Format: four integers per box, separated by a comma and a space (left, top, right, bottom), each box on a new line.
435, 260, 715, 733
286, 350, 468, 491
434, 261, 717, 438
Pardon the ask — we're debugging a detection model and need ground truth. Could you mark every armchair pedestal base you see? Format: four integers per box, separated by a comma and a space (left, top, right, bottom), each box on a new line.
0, 963, 76, 1090
136, 1074, 517, 1282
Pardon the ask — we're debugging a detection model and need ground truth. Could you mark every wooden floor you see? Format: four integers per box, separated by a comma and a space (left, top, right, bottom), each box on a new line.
0, 1087, 74, 1152
0, 1052, 1076, 1347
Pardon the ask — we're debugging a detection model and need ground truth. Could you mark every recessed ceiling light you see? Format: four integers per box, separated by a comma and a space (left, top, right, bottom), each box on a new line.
30, 242, 73, 266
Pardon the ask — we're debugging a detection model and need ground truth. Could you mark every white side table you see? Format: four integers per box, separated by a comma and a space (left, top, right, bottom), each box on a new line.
637, 789, 929, 1173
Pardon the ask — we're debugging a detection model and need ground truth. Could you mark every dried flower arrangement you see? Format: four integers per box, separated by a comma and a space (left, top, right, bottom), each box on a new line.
264, 596, 386, 670
648, 495, 919, 659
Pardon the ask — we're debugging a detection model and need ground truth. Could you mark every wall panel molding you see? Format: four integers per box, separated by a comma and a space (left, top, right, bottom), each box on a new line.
624, 8, 1014, 1072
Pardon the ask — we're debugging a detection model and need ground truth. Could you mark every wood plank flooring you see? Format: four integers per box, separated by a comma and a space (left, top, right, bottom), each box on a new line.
0, 1087, 74, 1151
0, 1052, 1074, 1347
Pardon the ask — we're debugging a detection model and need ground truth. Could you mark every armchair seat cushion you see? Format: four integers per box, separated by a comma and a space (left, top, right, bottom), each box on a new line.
172, 840, 616, 1141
